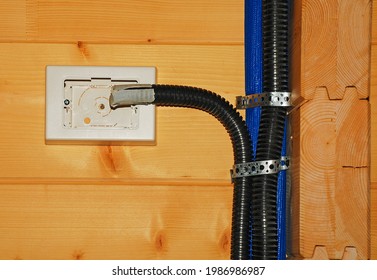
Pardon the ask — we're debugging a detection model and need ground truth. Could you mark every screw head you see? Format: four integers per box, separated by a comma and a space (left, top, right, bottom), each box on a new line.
64, 99, 70, 106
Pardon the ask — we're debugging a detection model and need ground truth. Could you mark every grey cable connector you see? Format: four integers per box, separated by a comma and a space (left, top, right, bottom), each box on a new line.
110, 84, 155, 109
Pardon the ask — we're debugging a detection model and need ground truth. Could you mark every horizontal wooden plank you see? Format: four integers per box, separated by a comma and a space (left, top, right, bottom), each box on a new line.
0, 177, 230, 187
0, 43, 244, 181
0, 1, 27, 41
0, 183, 232, 260
0, 0, 243, 44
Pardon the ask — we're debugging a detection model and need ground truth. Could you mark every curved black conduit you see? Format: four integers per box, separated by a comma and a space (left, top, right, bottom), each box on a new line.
251, 0, 289, 259
111, 84, 253, 259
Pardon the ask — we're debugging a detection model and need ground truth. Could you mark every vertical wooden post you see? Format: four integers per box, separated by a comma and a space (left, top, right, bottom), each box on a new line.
290, 0, 371, 259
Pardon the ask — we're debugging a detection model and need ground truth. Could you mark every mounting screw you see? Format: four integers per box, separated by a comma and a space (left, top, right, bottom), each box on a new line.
64, 99, 70, 106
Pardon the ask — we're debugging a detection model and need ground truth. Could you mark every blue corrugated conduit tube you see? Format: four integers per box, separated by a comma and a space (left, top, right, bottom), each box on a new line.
277, 121, 288, 259
245, 0, 289, 260
244, 0, 263, 259
110, 84, 253, 260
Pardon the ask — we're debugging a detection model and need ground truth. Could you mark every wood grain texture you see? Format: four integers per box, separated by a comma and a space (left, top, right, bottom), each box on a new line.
291, 87, 369, 259
0, 0, 243, 44
300, 0, 370, 100
0, 183, 232, 260
372, 1, 377, 44
290, 0, 372, 259
337, 0, 371, 98
0, 43, 244, 181
372, 182, 377, 260
371, 0, 377, 259
371, 45, 377, 183
0, 1, 27, 41
303, 246, 359, 260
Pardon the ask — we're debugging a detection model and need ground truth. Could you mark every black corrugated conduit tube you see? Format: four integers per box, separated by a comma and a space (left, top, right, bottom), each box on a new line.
110, 84, 253, 260
251, 0, 289, 259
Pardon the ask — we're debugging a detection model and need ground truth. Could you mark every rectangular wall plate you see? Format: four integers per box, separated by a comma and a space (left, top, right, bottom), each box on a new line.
46, 66, 155, 145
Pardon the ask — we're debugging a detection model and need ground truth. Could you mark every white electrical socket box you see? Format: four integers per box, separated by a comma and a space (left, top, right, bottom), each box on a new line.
46, 66, 155, 145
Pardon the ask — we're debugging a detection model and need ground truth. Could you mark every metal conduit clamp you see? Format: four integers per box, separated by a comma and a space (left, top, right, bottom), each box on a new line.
235, 91, 292, 109
230, 156, 290, 179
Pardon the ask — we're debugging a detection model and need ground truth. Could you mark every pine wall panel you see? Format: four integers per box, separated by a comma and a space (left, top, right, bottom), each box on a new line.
0, 0, 244, 259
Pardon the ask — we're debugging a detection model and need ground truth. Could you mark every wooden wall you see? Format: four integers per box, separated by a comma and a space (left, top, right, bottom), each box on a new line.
370, 0, 377, 261
0, 0, 243, 260
0, 0, 374, 259
290, 0, 371, 260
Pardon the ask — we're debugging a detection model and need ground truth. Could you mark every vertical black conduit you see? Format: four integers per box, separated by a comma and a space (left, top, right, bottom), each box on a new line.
110, 85, 254, 259
251, 0, 289, 259
151, 85, 253, 260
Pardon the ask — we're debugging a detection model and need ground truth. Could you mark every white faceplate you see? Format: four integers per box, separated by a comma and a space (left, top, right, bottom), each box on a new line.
46, 66, 155, 144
